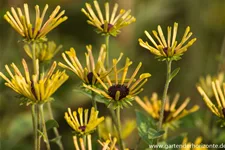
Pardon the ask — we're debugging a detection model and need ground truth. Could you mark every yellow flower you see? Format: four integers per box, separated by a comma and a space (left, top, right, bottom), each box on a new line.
4, 3, 68, 42
81, 0, 136, 36
73, 135, 92, 150
197, 80, 225, 119
135, 93, 199, 126
23, 41, 62, 62
59, 44, 123, 85
83, 58, 151, 108
98, 134, 129, 150
0, 59, 68, 105
181, 136, 208, 150
198, 72, 224, 98
99, 116, 136, 140
139, 22, 196, 61
64, 107, 104, 136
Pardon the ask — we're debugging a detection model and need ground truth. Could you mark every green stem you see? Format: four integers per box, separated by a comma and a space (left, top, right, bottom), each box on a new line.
37, 104, 41, 150
39, 104, 51, 150
40, 62, 64, 150
31, 105, 38, 150
105, 35, 110, 69
158, 60, 172, 130
91, 92, 100, 140
47, 102, 64, 150
116, 107, 125, 150
32, 42, 37, 74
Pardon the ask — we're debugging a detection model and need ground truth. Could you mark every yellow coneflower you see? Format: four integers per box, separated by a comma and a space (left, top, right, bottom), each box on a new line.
23, 41, 62, 62
0, 59, 68, 105
99, 116, 136, 140
83, 57, 151, 108
65, 107, 104, 136
181, 136, 208, 150
73, 134, 92, 150
81, 0, 136, 36
135, 93, 199, 125
4, 3, 68, 42
139, 22, 196, 61
59, 44, 123, 85
198, 72, 224, 98
197, 80, 225, 119
98, 134, 129, 150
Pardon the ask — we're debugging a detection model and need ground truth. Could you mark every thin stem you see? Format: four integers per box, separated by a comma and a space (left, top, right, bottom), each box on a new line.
105, 35, 110, 69
39, 104, 51, 150
158, 60, 172, 130
31, 104, 38, 150
37, 104, 41, 150
116, 107, 125, 150
47, 102, 64, 150
32, 42, 37, 74
91, 92, 100, 140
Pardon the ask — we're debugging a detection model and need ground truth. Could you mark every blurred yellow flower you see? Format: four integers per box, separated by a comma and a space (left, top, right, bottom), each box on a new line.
181, 136, 208, 150
135, 93, 199, 126
24, 41, 62, 62
99, 116, 136, 140
73, 134, 92, 150
64, 107, 104, 136
98, 134, 129, 150
197, 80, 225, 119
59, 44, 123, 85
0, 59, 68, 105
198, 72, 224, 98
83, 57, 151, 108
4, 3, 68, 42
139, 22, 196, 61
81, 0, 136, 36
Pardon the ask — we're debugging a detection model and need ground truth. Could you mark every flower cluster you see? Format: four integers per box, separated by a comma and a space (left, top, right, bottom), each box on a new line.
0, 59, 68, 105
197, 80, 225, 119
139, 22, 196, 61
81, 0, 136, 36
59, 45, 123, 85
135, 93, 199, 126
4, 4, 67, 42
83, 58, 151, 108
64, 107, 104, 136
23, 41, 62, 62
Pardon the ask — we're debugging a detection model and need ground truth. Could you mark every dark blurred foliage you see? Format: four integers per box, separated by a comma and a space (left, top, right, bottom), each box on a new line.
0, 0, 225, 150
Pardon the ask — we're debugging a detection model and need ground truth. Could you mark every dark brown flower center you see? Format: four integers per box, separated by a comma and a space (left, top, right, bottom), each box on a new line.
78, 125, 86, 132
101, 23, 114, 32
31, 81, 38, 100
222, 108, 225, 118
163, 47, 168, 56
87, 72, 97, 85
163, 110, 171, 123
108, 84, 129, 100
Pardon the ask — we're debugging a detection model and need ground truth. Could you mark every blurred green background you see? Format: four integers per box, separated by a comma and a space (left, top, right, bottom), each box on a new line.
0, 0, 225, 149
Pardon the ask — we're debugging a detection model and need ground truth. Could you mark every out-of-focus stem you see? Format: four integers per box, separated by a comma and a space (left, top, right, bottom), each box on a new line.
31, 104, 38, 150
47, 102, 64, 150
116, 107, 125, 150
39, 104, 51, 150
105, 35, 110, 69
158, 60, 172, 130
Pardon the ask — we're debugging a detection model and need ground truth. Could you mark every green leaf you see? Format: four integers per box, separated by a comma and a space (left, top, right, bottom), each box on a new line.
73, 88, 110, 105
169, 67, 180, 82
50, 136, 62, 143
45, 119, 59, 131
148, 129, 165, 139
136, 110, 165, 144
